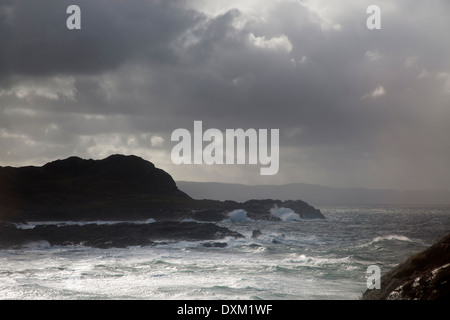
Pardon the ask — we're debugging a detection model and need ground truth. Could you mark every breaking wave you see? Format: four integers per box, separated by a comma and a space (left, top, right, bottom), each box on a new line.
270, 206, 301, 222
371, 235, 414, 243
226, 209, 252, 222
356, 234, 422, 249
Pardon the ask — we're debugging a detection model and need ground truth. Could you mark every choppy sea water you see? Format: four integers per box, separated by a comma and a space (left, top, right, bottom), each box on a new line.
0, 204, 449, 300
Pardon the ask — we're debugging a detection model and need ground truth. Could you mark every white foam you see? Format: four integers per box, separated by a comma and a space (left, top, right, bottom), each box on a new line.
22, 240, 51, 250
142, 218, 156, 224
283, 253, 352, 266
356, 234, 418, 249
371, 235, 414, 243
181, 218, 200, 223
270, 206, 301, 222
226, 209, 252, 222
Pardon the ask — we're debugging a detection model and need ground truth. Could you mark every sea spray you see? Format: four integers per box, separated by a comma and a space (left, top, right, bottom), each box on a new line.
227, 209, 252, 222
1, 205, 449, 300
270, 206, 301, 221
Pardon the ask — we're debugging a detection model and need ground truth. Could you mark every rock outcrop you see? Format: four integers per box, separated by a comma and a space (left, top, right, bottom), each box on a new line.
362, 233, 450, 300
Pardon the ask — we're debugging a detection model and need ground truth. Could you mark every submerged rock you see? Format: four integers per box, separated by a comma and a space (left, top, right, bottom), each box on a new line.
251, 230, 262, 238
202, 242, 228, 248
362, 233, 450, 300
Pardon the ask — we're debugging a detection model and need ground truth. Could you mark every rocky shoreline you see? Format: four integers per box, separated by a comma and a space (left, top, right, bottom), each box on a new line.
0, 155, 325, 249
362, 233, 450, 300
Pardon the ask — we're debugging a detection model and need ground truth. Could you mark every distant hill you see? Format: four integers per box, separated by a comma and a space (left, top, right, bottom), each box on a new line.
177, 181, 450, 205
0, 154, 189, 221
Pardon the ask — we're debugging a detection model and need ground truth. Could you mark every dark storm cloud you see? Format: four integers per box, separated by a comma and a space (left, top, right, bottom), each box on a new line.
0, 0, 201, 77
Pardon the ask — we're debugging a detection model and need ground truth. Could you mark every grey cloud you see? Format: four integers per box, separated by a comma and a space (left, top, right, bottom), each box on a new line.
0, 0, 449, 190
0, 0, 201, 78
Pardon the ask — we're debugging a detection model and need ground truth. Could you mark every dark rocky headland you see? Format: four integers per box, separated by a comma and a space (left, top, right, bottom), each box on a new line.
0, 154, 324, 248
362, 233, 450, 300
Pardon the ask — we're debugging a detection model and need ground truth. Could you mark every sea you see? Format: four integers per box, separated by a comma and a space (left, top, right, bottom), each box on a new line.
0, 204, 449, 300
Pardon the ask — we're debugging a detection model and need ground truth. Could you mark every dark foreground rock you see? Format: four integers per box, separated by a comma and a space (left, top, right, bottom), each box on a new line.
0, 221, 243, 249
362, 233, 450, 300
0, 155, 325, 222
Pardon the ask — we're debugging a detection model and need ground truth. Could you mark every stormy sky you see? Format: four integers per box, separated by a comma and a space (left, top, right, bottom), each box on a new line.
1, 0, 449, 190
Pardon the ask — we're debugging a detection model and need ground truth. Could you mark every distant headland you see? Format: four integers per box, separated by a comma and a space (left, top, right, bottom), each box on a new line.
0, 155, 324, 249
0, 154, 324, 222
